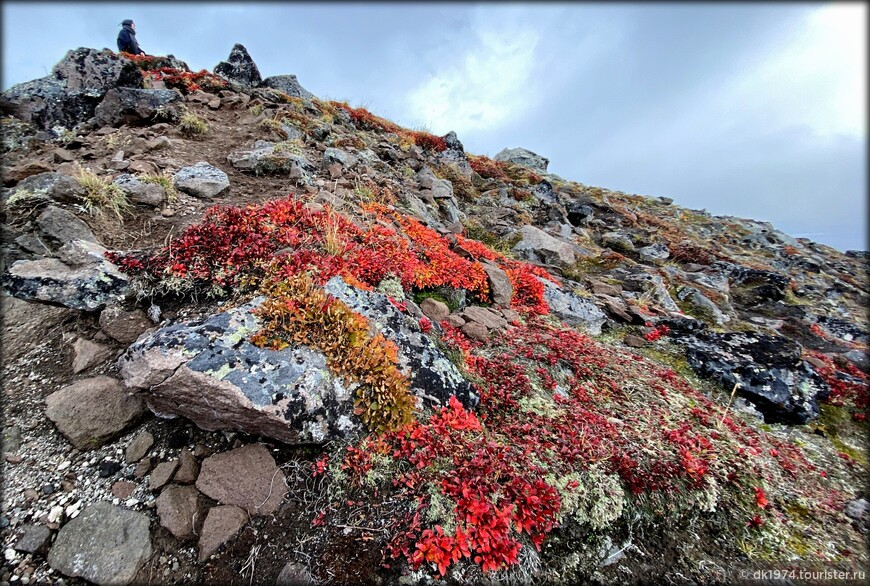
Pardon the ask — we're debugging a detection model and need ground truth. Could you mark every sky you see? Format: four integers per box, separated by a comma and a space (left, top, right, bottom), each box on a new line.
2, 1, 867, 252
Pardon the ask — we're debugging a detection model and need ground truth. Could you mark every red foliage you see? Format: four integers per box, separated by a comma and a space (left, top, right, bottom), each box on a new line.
467, 155, 509, 181
644, 324, 671, 342
142, 67, 228, 94
806, 350, 869, 420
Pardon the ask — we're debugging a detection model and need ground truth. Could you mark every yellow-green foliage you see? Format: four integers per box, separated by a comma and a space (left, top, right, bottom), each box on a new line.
140, 172, 178, 202
545, 466, 626, 530
248, 103, 265, 117
251, 274, 416, 433
435, 163, 477, 200
179, 111, 208, 137
74, 166, 131, 219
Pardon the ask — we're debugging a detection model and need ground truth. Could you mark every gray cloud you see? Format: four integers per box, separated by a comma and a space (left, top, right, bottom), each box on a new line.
2, 1, 865, 251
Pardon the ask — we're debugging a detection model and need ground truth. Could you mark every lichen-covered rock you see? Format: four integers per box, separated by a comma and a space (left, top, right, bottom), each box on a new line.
119, 297, 353, 444
261, 74, 314, 99
638, 242, 670, 263
322, 147, 358, 169
540, 278, 608, 335
0, 76, 103, 130
676, 286, 730, 325
213, 43, 262, 87
227, 140, 312, 177
681, 331, 829, 424
172, 162, 230, 198
2, 240, 130, 311
3, 171, 86, 206
120, 277, 477, 444
324, 276, 478, 409
494, 147, 549, 173
52, 47, 144, 92
94, 88, 182, 128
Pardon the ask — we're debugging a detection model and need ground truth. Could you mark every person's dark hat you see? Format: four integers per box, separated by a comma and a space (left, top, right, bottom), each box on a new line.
121, 19, 134, 26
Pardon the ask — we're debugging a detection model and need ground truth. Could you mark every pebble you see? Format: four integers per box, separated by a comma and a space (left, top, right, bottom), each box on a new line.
47, 506, 63, 524
57, 461, 70, 471
65, 501, 81, 517
41, 484, 54, 495
4, 549, 15, 561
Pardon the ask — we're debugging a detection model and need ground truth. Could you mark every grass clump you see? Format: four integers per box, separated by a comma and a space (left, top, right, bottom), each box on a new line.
140, 172, 178, 202
178, 111, 209, 137
74, 166, 131, 219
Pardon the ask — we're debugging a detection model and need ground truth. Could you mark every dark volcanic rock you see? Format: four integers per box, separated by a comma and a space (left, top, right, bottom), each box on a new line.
214, 43, 262, 87
94, 88, 183, 127
2, 239, 130, 311
52, 47, 144, 92
261, 74, 314, 99
681, 331, 829, 424
47, 501, 151, 586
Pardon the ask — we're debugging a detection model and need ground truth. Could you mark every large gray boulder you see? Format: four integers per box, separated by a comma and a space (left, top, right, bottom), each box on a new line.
94, 88, 182, 127
47, 501, 152, 586
227, 140, 312, 177
3, 171, 86, 206
119, 277, 477, 444
540, 278, 608, 335
172, 162, 230, 198
681, 331, 829, 424
261, 74, 314, 99
512, 225, 577, 267
1, 239, 130, 311
213, 43, 262, 87
0, 47, 145, 130
494, 147, 549, 173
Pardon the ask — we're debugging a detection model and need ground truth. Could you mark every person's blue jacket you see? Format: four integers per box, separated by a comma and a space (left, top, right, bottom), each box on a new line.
117, 20, 144, 55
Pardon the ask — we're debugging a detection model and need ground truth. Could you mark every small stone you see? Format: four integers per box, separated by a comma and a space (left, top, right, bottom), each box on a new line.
195, 444, 285, 515
5, 454, 23, 465
13, 526, 51, 556
623, 334, 647, 348
71, 338, 111, 374
40, 484, 54, 495
98, 460, 122, 478
276, 562, 314, 586
149, 460, 179, 491
134, 458, 154, 479
47, 506, 63, 524
445, 314, 466, 328
156, 485, 203, 540
125, 431, 155, 464
111, 481, 137, 500
460, 321, 489, 341
23, 490, 38, 501
197, 505, 248, 561
419, 298, 450, 322
173, 448, 200, 485
99, 304, 151, 346
160, 207, 175, 218
193, 444, 211, 459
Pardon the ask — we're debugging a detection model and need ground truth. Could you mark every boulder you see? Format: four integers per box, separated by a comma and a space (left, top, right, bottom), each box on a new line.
47, 501, 151, 586
227, 140, 311, 177
676, 286, 730, 325
2, 239, 130, 311
156, 484, 204, 540
172, 162, 230, 198
494, 147, 549, 173
681, 331, 829, 424
119, 277, 477, 444
213, 43, 262, 87
195, 444, 285, 515
36, 205, 98, 247
512, 225, 576, 267
0, 76, 104, 130
460, 306, 508, 332
113, 174, 165, 207
45, 376, 146, 450
416, 167, 453, 200
541, 279, 608, 335
94, 88, 183, 128
601, 231, 635, 253
261, 74, 314, 99
52, 47, 144, 92
198, 505, 248, 561
4, 171, 87, 207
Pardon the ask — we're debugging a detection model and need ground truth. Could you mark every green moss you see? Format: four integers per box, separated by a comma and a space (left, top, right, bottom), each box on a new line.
413, 290, 458, 312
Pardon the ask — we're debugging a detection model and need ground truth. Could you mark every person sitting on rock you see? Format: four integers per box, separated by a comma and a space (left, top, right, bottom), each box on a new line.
117, 19, 146, 56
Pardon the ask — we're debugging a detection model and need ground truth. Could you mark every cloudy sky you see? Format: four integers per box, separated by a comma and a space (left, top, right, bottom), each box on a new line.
3, 2, 866, 251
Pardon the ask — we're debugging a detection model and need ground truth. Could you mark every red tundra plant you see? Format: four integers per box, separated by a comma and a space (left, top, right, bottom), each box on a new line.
806, 350, 869, 421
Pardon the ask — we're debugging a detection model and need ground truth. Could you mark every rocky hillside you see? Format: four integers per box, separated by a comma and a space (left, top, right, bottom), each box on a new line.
1, 45, 867, 585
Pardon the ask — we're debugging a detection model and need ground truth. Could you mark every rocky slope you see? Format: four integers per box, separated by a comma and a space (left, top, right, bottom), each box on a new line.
1, 45, 867, 585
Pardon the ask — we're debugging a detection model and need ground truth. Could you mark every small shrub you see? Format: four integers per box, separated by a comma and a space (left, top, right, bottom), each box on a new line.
74, 166, 131, 219
248, 103, 265, 117
178, 111, 208, 137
